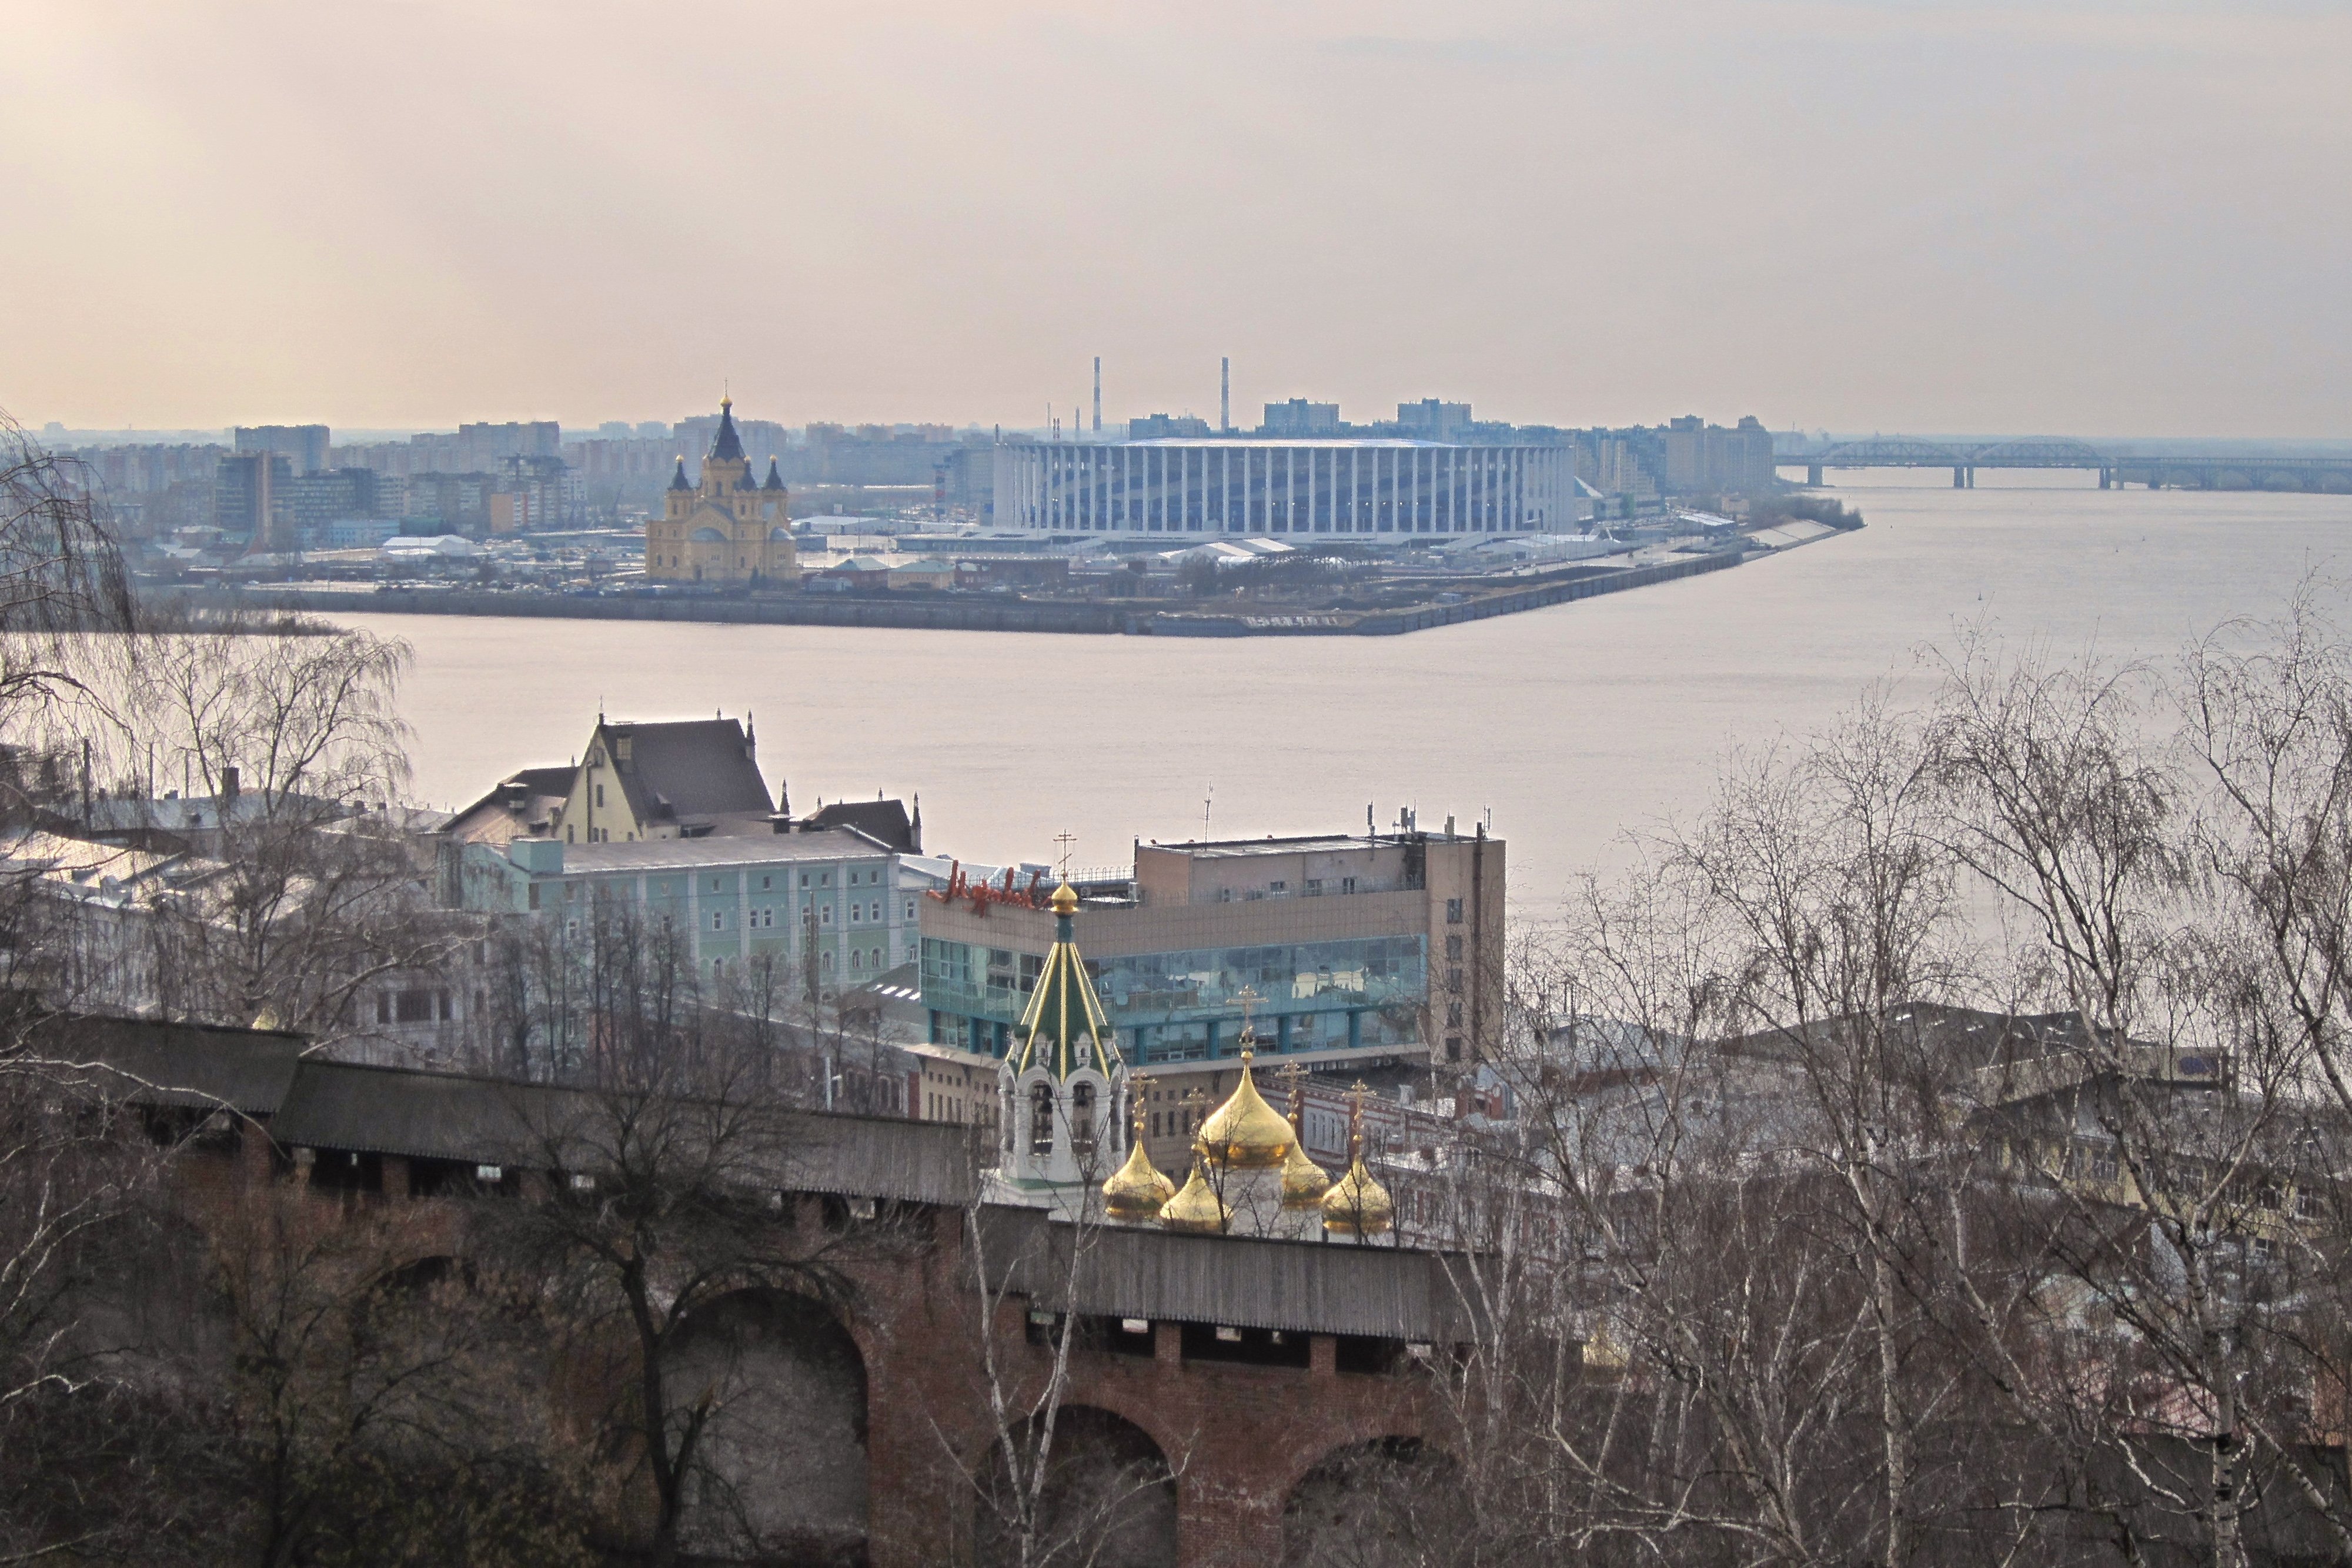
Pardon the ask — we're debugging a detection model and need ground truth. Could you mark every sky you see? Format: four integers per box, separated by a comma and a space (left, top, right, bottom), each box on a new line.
5, 1, 2348, 437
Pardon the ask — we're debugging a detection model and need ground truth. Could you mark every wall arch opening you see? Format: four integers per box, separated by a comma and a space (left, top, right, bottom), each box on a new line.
977, 1404, 1176, 1568
1282, 1437, 1462, 1568
665, 1289, 869, 1565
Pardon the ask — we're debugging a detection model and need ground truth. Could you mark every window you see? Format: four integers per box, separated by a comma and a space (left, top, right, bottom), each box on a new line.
904, 900, 916, 921
1447, 1001, 1464, 1028
527, 883, 541, 910
761, 875, 771, 890
393, 988, 437, 1024
595, 784, 604, 807
1030, 1083, 1056, 1156
1071, 1083, 1096, 1158
1446, 967, 1462, 992
1304, 878, 1322, 897
1446, 1035, 1462, 1062
800, 873, 810, 888
820, 951, 834, 971
1446, 935, 1464, 961
1269, 880, 1287, 894
375, 992, 391, 1025
711, 877, 722, 892
1341, 876, 1357, 894
710, 910, 726, 931
1446, 897, 1464, 924
820, 905, 834, 925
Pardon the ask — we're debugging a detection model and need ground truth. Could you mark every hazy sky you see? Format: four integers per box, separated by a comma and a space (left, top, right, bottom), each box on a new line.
6, 2, 2347, 436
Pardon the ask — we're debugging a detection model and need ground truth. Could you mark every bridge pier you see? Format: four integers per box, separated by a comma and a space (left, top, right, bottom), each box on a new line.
2099, 468, 2112, 490
1806, 463, 1823, 487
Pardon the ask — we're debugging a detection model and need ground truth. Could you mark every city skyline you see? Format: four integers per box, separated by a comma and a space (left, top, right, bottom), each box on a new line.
6, 2, 2347, 437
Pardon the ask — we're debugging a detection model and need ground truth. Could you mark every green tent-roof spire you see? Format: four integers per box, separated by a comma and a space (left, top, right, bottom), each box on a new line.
1013, 884, 1119, 1079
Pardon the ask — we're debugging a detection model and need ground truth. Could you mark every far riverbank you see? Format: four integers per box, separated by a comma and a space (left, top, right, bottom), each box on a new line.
148, 547, 1769, 638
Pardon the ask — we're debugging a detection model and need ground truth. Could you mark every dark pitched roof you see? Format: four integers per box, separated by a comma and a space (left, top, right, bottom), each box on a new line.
601, 717, 773, 824
801, 798, 917, 852
443, 764, 577, 841
708, 399, 744, 464
669, 457, 691, 491
982, 1206, 1482, 1342
763, 458, 785, 492
37, 1012, 308, 1115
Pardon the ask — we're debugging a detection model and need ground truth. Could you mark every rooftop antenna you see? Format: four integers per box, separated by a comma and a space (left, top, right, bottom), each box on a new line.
1093, 357, 1102, 434
1220, 357, 1230, 433
1204, 780, 1214, 833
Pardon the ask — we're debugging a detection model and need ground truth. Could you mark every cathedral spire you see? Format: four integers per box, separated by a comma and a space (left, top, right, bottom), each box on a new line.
708, 394, 745, 464
668, 457, 690, 491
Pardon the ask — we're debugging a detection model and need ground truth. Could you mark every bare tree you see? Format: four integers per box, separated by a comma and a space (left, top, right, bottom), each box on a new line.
481, 904, 874, 1567
206, 1175, 595, 1568
959, 1092, 1183, 1568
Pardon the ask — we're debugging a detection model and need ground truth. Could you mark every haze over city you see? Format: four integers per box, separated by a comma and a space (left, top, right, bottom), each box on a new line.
9, 1, 2349, 435
10, 5, 2352, 1566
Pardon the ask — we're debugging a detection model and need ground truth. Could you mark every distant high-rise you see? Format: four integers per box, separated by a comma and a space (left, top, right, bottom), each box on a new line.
215, 451, 292, 551
1220, 358, 1230, 433
455, 420, 562, 462
1662, 414, 1775, 496
1092, 358, 1102, 434
1396, 399, 1472, 442
283, 467, 395, 532
1126, 413, 1213, 440
1261, 399, 1341, 438
234, 424, 330, 475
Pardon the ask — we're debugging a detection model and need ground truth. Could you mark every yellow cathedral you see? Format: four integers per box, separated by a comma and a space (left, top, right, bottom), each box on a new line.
644, 397, 798, 584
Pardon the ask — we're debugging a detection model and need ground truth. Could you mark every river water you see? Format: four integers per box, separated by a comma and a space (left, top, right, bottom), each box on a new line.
328, 470, 2352, 918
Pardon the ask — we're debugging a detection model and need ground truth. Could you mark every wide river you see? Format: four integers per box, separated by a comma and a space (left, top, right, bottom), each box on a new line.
328, 470, 2352, 921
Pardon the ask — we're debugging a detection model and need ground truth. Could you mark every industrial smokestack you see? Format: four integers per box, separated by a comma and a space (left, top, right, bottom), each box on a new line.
1220, 357, 1230, 432
1092, 357, 1102, 434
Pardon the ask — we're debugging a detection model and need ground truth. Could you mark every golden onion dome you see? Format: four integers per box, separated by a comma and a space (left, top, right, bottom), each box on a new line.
1160, 1160, 1230, 1234
1102, 1138, 1176, 1222
1280, 1138, 1331, 1209
1195, 1051, 1294, 1170
1321, 1151, 1394, 1238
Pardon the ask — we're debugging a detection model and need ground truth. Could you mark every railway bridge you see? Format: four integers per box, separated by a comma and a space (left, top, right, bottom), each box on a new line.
1775, 437, 2352, 492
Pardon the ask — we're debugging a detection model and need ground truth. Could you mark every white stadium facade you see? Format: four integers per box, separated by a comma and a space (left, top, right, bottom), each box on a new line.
991, 437, 1575, 540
